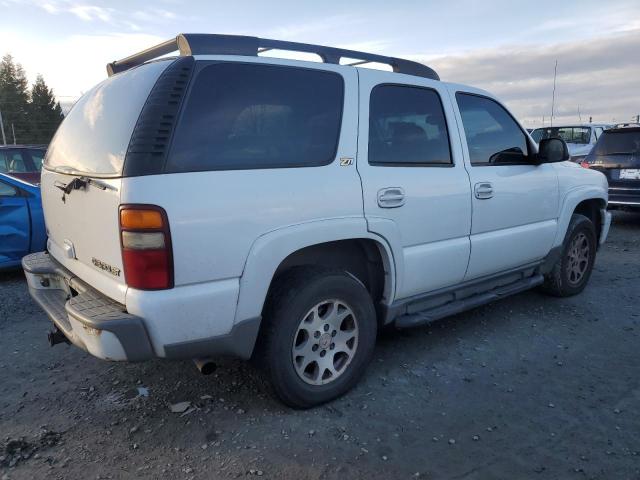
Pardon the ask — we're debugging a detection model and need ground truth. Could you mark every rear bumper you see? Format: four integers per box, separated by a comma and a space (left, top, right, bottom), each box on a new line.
22, 252, 153, 361
22, 251, 261, 362
608, 186, 640, 207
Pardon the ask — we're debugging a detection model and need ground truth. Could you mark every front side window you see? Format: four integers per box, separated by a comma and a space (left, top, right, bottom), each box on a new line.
0, 150, 29, 173
166, 63, 344, 172
457, 93, 529, 166
368, 85, 452, 166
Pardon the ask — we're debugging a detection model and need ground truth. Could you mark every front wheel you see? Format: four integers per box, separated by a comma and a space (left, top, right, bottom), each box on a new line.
260, 267, 377, 409
541, 213, 597, 297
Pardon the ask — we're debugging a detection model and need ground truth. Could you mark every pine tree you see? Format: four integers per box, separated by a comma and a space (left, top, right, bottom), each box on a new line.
0, 54, 30, 144
29, 75, 64, 144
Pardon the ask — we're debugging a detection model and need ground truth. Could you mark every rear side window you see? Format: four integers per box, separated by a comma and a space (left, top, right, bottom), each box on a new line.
166, 63, 344, 172
368, 85, 451, 166
456, 93, 529, 166
28, 149, 45, 170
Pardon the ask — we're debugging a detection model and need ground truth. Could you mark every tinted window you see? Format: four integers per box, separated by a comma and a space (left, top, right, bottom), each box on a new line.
593, 130, 640, 155
167, 63, 344, 172
456, 93, 529, 165
0, 150, 29, 173
45, 60, 170, 175
368, 85, 451, 165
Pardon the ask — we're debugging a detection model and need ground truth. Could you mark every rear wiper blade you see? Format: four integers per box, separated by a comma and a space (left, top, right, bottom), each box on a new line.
54, 176, 113, 202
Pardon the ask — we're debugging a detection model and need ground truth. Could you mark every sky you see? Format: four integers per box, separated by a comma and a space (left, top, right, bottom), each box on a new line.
1, 0, 639, 127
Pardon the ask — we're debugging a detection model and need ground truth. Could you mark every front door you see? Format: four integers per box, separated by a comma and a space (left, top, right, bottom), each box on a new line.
357, 70, 472, 300
0, 180, 30, 267
452, 90, 559, 280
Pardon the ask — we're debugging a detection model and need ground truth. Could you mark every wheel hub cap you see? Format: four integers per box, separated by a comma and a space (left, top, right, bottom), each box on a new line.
291, 299, 359, 386
566, 232, 590, 286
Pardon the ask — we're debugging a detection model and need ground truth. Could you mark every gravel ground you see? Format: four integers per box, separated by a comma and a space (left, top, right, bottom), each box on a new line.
1, 211, 639, 480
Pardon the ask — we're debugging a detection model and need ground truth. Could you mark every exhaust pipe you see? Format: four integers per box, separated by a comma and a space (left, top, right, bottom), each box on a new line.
48, 327, 70, 346
193, 358, 217, 375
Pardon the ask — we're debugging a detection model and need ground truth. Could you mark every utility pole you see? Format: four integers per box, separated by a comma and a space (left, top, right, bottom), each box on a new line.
577, 105, 582, 124
550, 59, 558, 127
11, 123, 16, 144
0, 109, 6, 145
636, 114, 639, 124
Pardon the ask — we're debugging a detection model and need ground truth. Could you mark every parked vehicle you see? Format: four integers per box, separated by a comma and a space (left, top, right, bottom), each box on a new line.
584, 126, 640, 209
23, 34, 611, 408
0, 173, 46, 269
0, 145, 47, 185
530, 125, 610, 163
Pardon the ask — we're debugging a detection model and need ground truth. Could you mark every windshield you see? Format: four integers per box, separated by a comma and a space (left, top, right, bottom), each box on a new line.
593, 130, 640, 155
45, 60, 170, 176
531, 127, 591, 144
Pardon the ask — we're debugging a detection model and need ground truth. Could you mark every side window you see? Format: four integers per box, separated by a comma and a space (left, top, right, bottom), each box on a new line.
167, 63, 344, 172
0, 181, 18, 197
594, 127, 603, 140
368, 85, 451, 165
29, 149, 45, 171
456, 93, 529, 166
0, 150, 28, 172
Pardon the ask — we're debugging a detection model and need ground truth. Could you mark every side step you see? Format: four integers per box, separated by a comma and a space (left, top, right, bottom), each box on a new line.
394, 274, 544, 329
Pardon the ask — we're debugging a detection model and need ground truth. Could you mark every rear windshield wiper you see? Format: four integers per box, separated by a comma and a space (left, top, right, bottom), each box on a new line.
54, 176, 114, 202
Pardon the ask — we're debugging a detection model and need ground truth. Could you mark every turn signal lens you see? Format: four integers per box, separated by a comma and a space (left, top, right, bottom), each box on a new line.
119, 205, 173, 290
120, 209, 163, 229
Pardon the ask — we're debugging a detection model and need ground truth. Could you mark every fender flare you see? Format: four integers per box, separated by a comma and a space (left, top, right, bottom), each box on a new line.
552, 185, 607, 248
234, 217, 398, 323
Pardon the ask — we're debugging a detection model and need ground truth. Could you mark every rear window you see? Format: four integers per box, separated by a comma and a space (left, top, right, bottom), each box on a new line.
45, 60, 170, 176
593, 130, 640, 155
166, 63, 344, 172
531, 127, 591, 144
0, 149, 31, 173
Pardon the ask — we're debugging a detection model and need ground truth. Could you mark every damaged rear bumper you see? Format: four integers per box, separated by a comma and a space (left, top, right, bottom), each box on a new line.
22, 252, 153, 361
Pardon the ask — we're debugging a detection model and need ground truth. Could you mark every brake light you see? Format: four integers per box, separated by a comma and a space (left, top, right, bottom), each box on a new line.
119, 205, 173, 290
580, 161, 590, 169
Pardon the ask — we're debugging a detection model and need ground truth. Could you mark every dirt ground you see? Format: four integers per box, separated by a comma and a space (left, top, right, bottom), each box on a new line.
1, 211, 639, 480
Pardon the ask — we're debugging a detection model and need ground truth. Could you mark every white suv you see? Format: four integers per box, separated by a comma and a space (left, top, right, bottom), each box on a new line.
23, 34, 611, 408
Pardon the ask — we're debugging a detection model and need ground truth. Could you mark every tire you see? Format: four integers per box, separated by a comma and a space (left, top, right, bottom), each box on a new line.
259, 267, 377, 409
541, 213, 597, 297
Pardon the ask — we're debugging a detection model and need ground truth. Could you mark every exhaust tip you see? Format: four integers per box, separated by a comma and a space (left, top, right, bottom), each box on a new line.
194, 358, 217, 375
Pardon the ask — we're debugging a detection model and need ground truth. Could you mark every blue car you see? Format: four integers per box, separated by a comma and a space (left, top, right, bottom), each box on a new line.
0, 173, 46, 269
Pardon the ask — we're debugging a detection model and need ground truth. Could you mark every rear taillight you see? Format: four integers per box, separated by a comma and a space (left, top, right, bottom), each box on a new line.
119, 205, 173, 290
580, 161, 591, 169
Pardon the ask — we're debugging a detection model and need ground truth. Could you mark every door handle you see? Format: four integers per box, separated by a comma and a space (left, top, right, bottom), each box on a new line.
474, 182, 493, 199
377, 187, 405, 208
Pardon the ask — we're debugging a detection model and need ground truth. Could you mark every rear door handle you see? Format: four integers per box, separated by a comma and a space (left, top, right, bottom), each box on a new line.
474, 182, 493, 199
377, 187, 405, 208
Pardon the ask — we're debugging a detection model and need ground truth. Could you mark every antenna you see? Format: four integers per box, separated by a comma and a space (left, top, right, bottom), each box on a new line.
550, 60, 558, 127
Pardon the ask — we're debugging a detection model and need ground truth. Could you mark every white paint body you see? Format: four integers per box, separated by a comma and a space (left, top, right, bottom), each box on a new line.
39, 54, 611, 359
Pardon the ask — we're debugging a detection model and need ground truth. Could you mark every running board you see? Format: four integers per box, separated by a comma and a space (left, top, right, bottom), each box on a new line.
394, 274, 544, 329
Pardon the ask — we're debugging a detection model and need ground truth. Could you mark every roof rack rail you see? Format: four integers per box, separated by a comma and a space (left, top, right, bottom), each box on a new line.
106, 33, 439, 81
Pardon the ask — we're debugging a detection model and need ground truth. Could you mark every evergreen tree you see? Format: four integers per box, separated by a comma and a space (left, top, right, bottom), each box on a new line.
29, 75, 64, 144
0, 54, 30, 144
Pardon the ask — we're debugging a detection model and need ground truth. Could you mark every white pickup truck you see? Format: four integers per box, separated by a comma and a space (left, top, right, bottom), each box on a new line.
23, 34, 611, 408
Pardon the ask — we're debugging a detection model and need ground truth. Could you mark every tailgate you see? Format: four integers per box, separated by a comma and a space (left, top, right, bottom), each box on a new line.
42, 169, 126, 303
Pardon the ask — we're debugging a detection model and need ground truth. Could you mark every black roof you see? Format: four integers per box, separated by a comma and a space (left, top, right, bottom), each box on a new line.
107, 33, 440, 81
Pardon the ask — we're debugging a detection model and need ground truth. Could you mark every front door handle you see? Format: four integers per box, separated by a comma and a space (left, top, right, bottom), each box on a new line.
377, 187, 405, 208
474, 182, 494, 199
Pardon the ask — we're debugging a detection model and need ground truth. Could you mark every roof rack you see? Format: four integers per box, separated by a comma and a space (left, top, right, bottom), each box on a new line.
106, 33, 439, 81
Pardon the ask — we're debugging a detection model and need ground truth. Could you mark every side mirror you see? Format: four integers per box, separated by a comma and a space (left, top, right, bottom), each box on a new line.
537, 137, 570, 163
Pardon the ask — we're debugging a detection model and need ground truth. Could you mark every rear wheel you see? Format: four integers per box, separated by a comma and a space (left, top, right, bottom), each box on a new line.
260, 267, 377, 409
541, 213, 597, 297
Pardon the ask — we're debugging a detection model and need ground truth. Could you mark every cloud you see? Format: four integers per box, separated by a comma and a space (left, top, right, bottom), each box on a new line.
421, 29, 640, 126
68, 5, 112, 22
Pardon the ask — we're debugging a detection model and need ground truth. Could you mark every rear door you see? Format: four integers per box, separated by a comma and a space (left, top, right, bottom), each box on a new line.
0, 179, 29, 267
452, 89, 559, 280
357, 71, 472, 300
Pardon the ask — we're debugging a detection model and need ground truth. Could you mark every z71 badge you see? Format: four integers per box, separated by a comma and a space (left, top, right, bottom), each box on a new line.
92, 258, 121, 277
